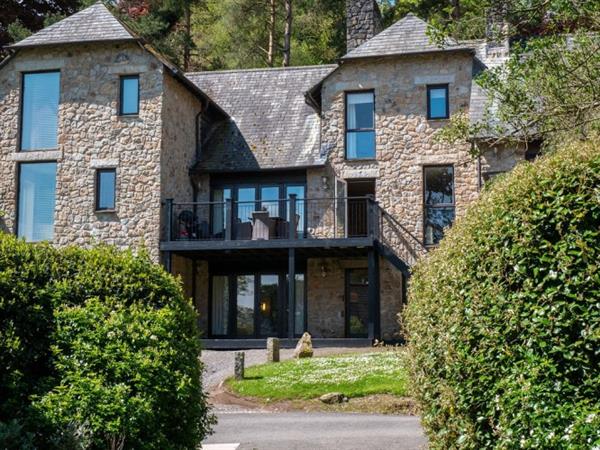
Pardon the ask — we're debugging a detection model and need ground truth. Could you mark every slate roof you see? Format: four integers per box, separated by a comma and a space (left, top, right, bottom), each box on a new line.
186, 65, 336, 172
9, 2, 136, 48
342, 13, 474, 60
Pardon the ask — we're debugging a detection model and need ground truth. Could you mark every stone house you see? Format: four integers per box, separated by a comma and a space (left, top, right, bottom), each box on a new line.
0, 1, 531, 347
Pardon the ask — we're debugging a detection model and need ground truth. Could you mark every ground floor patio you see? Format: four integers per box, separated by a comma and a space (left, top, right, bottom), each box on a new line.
168, 249, 405, 347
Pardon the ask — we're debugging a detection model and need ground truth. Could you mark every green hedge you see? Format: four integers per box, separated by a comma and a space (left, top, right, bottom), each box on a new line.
404, 140, 600, 449
0, 237, 212, 449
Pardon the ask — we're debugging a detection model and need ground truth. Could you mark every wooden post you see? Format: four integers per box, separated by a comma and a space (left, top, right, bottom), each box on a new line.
267, 337, 280, 362
234, 352, 245, 380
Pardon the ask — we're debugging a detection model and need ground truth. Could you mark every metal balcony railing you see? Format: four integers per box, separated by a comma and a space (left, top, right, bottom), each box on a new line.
163, 195, 381, 242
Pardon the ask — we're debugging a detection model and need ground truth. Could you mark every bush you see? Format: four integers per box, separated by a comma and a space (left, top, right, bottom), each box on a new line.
0, 238, 212, 449
404, 140, 600, 449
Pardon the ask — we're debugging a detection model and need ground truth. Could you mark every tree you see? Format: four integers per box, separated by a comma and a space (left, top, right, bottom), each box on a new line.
435, 0, 600, 147
283, 0, 293, 66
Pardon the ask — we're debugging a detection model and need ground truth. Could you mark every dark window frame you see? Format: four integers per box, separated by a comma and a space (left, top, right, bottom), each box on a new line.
19, 69, 61, 152
426, 84, 449, 120
345, 268, 369, 338
423, 164, 455, 247
119, 74, 140, 116
344, 90, 376, 160
208, 270, 307, 339
95, 168, 117, 212
210, 182, 307, 236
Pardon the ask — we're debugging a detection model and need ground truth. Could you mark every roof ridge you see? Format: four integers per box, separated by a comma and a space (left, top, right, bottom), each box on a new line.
9, 1, 136, 49
186, 64, 337, 76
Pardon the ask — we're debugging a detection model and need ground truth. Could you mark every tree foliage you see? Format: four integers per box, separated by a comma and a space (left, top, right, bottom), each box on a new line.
438, 0, 600, 146
404, 139, 600, 449
190, 0, 345, 70
0, 237, 212, 449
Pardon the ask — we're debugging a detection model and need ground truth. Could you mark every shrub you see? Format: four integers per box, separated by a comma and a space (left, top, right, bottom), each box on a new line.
0, 238, 212, 449
404, 140, 600, 449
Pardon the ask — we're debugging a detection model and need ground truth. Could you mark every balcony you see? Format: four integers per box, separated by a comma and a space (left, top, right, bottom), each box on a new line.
160, 195, 380, 253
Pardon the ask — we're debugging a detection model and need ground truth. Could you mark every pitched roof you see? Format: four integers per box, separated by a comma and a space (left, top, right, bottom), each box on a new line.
9, 2, 136, 48
186, 65, 336, 172
342, 13, 473, 60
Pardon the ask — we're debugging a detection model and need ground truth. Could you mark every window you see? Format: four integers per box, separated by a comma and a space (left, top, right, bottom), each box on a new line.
20, 71, 60, 150
346, 91, 375, 159
95, 169, 116, 211
427, 84, 449, 120
424, 165, 455, 246
18, 162, 57, 242
119, 75, 139, 115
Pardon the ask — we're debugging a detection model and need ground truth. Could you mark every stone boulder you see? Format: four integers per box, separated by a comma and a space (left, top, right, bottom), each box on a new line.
293, 332, 314, 358
319, 392, 346, 404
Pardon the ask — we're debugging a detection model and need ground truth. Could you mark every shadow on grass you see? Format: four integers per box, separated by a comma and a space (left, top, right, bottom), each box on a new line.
240, 376, 264, 381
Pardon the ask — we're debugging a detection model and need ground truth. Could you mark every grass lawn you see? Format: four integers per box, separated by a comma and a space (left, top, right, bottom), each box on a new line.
226, 350, 408, 400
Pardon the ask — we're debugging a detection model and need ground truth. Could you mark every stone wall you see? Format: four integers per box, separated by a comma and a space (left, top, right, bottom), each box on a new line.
160, 71, 202, 204
346, 0, 383, 52
380, 257, 404, 341
0, 42, 165, 261
306, 256, 403, 339
171, 254, 209, 335
321, 53, 481, 255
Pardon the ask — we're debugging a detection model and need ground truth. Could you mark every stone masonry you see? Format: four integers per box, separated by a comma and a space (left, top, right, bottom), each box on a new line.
346, 0, 383, 51
0, 42, 203, 262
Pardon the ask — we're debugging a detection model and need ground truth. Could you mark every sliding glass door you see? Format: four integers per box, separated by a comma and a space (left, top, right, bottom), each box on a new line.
209, 271, 306, 338
236, 275, 255, 336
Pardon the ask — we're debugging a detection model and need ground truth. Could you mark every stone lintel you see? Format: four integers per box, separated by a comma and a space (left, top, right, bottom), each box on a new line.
414, 75, 456, 85
342, 167, 380, 179
10, 150, 62, 161
14, 59, 65, 72
108, 64, 149, 74
90, 158, 119, 168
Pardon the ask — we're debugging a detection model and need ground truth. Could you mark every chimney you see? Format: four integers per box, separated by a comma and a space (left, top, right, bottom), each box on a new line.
346, 0, 383, 52
485, 5, 510, 58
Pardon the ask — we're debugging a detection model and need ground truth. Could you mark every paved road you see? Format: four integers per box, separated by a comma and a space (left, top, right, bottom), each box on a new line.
203, 412, 427, 450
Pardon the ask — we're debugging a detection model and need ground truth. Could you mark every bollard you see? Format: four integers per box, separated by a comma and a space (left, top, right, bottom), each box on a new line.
267, 337, 280, 363
234, 351, 245, 380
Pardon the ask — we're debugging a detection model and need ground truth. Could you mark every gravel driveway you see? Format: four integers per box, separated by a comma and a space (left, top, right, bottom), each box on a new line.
201, 347, 373, 390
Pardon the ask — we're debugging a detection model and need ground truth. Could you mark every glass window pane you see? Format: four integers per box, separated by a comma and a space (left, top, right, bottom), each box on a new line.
237, 188, 255, 227
212, 188, 231, 236
346, 130, 375, 159
260, 186, 279, 217
21, 72, 60, 150
347, 92, 374, 129
259, 274, 279, 337
211, 276, 229, 335
425, 166, 454, 205
97, 170, 116, 210
349, 268, 369, 285
429, 87, 447, 119
425, 206, 455, 245
294, 274, 305, 335
236, 275, 255, 336
286, 185, 305, 237
18, 162, 57, 242
120, 76, 139, 115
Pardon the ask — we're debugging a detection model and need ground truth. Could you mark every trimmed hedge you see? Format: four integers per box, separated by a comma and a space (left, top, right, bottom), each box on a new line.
404, 140, 600, 449
0, 237, 212, 449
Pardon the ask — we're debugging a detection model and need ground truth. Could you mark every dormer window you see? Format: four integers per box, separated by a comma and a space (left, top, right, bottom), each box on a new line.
119, 75, 139, 115
346, 91, 375, 159
20, 71, 61, 151
427, 84, 449, 120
